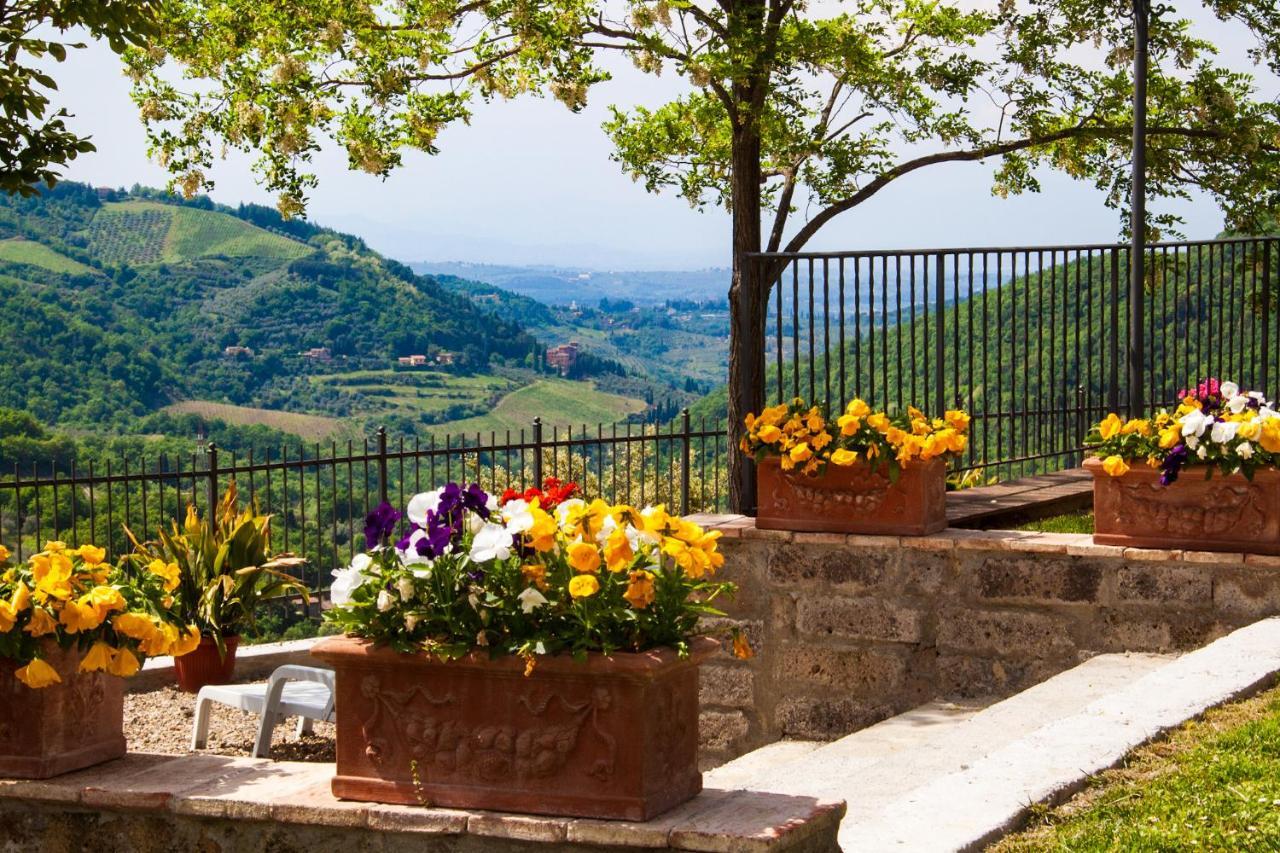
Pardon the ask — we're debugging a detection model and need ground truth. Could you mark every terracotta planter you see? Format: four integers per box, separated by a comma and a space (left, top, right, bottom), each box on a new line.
1086, 456, 1280, 554
0, 642, 126, 778
174, 635, 239, 693
311, 635, 717, 821
755, 455, 948, 535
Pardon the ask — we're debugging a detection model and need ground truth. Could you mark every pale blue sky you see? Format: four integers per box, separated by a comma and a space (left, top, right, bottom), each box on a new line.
51, 18, 1263, 270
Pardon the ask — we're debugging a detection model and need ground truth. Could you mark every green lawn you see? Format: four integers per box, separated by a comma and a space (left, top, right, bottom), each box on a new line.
994, 682, 1280, 851
430, 378, 648, 435
0, 238, 94, 274
1014, 511, 1095, 534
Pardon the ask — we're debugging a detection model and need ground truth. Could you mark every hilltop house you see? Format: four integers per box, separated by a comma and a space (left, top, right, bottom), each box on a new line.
546, 341, 580, 376
222, 345, 254, 359
397, 354, 429, 368
300, 347, 332, 362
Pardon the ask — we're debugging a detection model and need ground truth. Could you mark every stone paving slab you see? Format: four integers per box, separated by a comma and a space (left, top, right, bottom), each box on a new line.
0, 753, 844, 852
843, 618, 1280, 850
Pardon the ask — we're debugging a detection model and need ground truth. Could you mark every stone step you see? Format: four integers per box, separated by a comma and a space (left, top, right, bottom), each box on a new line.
711, 617, 1280, 852
708, 651, 1173, 804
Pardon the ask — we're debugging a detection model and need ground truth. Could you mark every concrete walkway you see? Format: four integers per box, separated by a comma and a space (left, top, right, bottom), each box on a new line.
706, 617, 1280, 851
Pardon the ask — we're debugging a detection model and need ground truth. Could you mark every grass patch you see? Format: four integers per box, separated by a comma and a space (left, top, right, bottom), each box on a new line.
431, 378, 648, 435
992, 680, 1280, 851
1014, 511, 1095, 534
88, 201, 310, 266
163, 400, 348, 442
0, 238, 94, 274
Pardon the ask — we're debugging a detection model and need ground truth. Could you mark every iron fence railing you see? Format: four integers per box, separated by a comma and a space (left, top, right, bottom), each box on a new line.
753, 235, 1279, 481
0, 415, 728, 592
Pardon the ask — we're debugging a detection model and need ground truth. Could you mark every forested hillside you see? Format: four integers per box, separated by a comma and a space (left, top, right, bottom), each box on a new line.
0, 183, 545, 429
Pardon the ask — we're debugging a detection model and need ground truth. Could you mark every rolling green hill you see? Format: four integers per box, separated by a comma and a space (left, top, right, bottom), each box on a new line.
0, 182, 644, 437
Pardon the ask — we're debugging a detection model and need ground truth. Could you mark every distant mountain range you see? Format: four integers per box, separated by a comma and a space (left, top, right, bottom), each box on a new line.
411, 261, 730, 306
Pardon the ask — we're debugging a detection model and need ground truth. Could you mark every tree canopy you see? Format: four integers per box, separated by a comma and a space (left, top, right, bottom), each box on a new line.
0, 1, 159, 195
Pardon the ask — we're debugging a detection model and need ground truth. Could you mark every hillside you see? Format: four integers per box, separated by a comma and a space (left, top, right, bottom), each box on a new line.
0, 182, 632, 437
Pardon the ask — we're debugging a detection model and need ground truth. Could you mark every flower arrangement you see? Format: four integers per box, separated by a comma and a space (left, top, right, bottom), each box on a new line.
325, 480, 743, 662
1087, 378, 1280, 486
0, 541, 199, 688
741, 397, 971, 478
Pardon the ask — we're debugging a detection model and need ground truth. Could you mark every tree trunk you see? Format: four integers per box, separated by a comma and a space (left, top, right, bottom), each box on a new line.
727, 116, 766, 515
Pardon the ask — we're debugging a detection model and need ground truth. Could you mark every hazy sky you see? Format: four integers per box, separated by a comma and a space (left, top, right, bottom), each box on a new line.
49, 15, 1266, 270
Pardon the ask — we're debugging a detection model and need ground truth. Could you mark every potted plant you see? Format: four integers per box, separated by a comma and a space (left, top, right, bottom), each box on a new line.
741, 397, 971, 535
0, 540, 199, 778
312, 479, 744, 821
127, 481, 309, 692
1086, 378, 1280, 554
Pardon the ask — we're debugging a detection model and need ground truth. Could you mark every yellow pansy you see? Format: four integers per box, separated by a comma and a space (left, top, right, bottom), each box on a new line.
15, 657, 61, 688
623, 570, 656, 609
79, 642, 115, 673
24, 606, 57, 636
837, 414, 861, 436
76, 544, 107, 566
810, 431, 832, 451
147, 559, 181, 593
10, 580, 31, 613
60, 596, 104, 634
1262, 420, 1280, 454
1121, 419, 1152, 436
944, 410, 970, 431
43, 541, 67, 554
603, 530, 634, 573
1098, 413, 1124, 440
521, 562, 548, 589
845, 398, 871, 417
525, 505, 558, 553
107, 647, 141, 678
110, 611, 156, 641
170, 626, 202, 658
139, 621, 179, 657
1239, 420, 1262, 441
568, 574, 599, 599
32, 552, 74, 602
566, 541, 601, 574
829, 448, 859, 466
0, 600, 15, 633
87, 586, 126, 619
1102, 455, 1131, 477
1159, 424, 1181, 449
756, 424, 782, 444
866, 413, 891, 433
789, 442, 812, 463
0, 544, 9, 563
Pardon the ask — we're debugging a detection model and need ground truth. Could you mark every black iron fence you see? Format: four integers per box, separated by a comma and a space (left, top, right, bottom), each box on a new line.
753, 235, 1279, 481
0, 416, 728, 590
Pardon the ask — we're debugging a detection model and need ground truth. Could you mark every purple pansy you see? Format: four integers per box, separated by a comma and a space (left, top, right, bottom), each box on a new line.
364, 501, 401, 548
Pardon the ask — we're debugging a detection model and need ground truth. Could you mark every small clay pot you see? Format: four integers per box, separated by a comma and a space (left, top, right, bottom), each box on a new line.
174, 635, 240, 693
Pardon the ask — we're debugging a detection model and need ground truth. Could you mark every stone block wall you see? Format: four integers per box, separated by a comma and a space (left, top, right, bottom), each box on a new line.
693, 517, 1280, 766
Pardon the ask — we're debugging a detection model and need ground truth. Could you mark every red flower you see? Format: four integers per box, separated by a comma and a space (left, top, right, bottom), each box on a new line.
498, 477, 579, 509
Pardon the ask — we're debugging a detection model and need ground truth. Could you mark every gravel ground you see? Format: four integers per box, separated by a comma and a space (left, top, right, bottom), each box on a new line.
125, 684, 336, 762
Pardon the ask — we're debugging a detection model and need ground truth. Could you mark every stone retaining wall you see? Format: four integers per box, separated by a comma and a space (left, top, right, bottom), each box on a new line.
694, 517, 1280, 766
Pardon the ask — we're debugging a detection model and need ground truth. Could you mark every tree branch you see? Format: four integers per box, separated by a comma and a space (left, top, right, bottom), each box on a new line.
780, 124, 1242, 254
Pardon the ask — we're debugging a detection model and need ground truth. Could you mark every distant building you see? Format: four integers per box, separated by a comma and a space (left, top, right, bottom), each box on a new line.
397, 354, 429, 367
435, 351, 459, 366
472, 293, 501, 305
300, 347, 332, 361
222, 345, 254, 359
546, 341, 580, 376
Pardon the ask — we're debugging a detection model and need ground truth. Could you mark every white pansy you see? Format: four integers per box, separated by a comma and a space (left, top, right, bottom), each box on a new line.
404, 613, 421, 631
411, 566, 432, 580
1227, 395, 1249, 414
1210, 420, 1239, 444
467, 512, 487, 534
329, 553, 374, 607
517, 587, 548, 614
396, 576, 416, 602
1196, 444, 1208, 460
1181, 409, 1211, 438
376, 589, 395, 612
1221, 381, 1240, 398
406, 488, 445, 525
469, 522, 513, 562
1239, 441, 1255, 459
501, 499, 534, 534
485, 493, 499, 513
1186, 434, 1199, 450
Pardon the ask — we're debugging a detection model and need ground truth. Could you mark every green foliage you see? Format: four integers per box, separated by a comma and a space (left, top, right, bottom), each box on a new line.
126, 482, 309, 652
0, 238, 92, 274
0, 1, 159, 195
131, 0, 1280, 245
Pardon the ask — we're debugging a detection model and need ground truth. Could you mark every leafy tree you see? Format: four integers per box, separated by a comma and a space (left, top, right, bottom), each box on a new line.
0, 1, 159, 194
128, 0, 1280, 509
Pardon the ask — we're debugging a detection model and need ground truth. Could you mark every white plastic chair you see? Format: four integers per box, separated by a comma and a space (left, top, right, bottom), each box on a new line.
191, 665, 336, 758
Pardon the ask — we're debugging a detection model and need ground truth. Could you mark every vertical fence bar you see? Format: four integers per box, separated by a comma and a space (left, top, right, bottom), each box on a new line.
376, 426, 389, 505
532, 418, 544, 487
934, 252, 946, 416
680, 409, 692, 516
205, 443, 218, 521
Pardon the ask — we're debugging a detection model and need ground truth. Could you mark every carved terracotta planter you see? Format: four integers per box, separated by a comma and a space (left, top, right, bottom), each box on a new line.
1086, 456, 1280, 554
311, 635, 717, 820
0, 642, 126, 779
755, 456, 948, 535
174, 635, 239, 693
